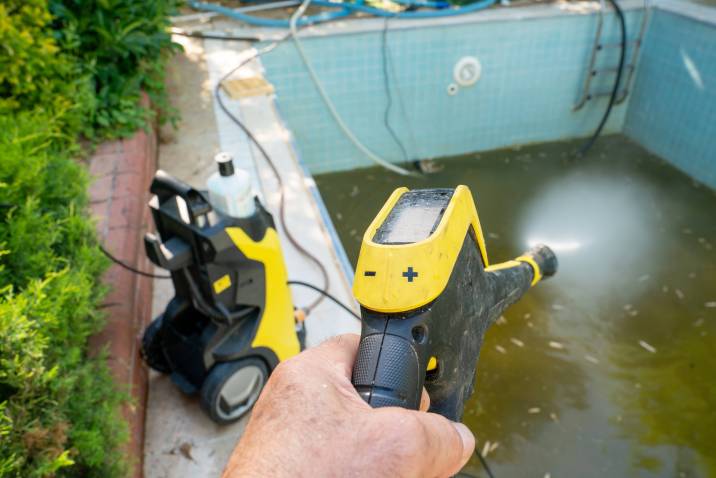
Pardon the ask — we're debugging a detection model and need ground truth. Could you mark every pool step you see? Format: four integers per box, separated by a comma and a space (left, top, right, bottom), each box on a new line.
573, 1, 649, 111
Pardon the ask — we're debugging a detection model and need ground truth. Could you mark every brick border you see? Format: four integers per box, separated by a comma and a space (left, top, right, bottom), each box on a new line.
88, 122, 157, 478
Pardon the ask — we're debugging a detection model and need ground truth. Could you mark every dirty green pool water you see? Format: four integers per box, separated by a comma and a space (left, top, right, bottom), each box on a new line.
314, 135, 716, 477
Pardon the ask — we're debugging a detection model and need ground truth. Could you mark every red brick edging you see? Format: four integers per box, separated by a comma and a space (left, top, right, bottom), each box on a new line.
88, 123, 157, 478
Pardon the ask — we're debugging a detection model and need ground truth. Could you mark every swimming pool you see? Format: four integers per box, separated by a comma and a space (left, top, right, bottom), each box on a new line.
255, 1, 716, 476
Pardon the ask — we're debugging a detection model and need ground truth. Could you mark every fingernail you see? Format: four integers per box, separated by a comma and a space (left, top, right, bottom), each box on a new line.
452, 422, 475, 462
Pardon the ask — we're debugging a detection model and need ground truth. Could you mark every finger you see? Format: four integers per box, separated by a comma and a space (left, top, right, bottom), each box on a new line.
304, 333, 361, 378
419, 388, 430, 412
411, 412, 475, 477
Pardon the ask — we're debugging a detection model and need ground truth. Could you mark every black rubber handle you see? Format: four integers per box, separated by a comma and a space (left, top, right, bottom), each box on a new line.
351, 326, 423, 410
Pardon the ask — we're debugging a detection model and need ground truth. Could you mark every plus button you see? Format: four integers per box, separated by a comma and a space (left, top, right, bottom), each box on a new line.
402, 267, 418, 282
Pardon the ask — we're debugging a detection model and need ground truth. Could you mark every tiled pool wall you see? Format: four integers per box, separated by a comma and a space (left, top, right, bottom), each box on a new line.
624, 8, 716, 189
260, 2, 716, 187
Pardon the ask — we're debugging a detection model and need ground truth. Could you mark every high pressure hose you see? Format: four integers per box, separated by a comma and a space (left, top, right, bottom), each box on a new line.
577, 0, 626, 156
289, 0, 418, 176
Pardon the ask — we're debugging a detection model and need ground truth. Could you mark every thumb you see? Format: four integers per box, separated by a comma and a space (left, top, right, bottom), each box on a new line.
408, 411, 475, 477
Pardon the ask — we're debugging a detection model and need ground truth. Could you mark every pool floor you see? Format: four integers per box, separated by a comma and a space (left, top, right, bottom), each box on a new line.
315, 135, 716, 477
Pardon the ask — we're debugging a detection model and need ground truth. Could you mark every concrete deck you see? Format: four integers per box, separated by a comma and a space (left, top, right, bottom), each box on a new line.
144, 35, 358, 478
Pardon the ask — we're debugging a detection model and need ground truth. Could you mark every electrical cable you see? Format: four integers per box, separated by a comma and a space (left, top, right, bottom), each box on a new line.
213, 33, 331, 313
287, 280, 361, 321
99, 244, 172, 279
381, 16, 411, 163
289, 0, 419, 176
576, 0, 626, 157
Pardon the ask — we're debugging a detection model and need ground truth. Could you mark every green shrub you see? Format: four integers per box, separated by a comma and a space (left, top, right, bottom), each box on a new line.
0, 0, 94, 133
1, 0, 181, 476
50, 0, 182, 138
0, 111, 127, 478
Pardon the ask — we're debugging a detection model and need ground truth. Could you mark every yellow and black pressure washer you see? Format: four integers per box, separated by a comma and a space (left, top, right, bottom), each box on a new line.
140, 170, 302, 424
351, 186, 557, 420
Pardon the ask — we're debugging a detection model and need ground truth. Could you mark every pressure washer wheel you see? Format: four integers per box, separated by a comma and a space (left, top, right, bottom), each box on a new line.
140, 316, 171, 374
200, 357, 268, 424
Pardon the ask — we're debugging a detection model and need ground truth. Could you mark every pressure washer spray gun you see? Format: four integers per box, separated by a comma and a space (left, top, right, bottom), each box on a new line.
351, 186, 558, 421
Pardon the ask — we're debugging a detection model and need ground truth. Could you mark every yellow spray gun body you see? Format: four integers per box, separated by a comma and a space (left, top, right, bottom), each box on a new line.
351, 186, 557, 420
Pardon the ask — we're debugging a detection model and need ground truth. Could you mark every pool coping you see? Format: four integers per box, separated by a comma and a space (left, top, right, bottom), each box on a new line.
173, 0, 716, 39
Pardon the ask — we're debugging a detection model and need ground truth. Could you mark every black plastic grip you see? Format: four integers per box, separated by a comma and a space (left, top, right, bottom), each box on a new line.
352, 331, 423, 410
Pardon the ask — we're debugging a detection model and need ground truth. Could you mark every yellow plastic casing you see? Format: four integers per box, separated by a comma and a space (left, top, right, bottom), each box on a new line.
225, 227, 300, 362
353, 186, 489, 314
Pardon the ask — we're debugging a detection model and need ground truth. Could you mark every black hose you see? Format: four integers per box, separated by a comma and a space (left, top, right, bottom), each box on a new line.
287, 280, 361, 321
576, 0, 626, 157
214, 34, 332, 313
99, 244, 171, 279
170, 28, 261, 42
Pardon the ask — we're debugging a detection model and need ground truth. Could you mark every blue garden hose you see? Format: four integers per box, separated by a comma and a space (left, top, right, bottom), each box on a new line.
189, 0, 497, 28
188, 0, 352, 28
315, 0, 496, 18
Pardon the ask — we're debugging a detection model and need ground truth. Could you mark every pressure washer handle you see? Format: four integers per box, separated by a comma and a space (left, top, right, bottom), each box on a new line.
351, 315, 426, 410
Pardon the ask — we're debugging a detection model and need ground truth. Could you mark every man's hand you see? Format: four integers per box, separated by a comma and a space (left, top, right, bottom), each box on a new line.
222, 334, 475, 478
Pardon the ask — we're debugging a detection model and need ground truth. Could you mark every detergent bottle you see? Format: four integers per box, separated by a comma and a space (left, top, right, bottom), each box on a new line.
207, 152, 255, 218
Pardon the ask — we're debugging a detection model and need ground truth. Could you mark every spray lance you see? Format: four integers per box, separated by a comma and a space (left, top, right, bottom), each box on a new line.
350, 186, 558, 421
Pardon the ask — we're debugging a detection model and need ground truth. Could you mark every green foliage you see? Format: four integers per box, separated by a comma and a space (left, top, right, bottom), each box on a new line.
50, 0, 182, 138
0, 0, 94, 130
0, 111, 128, 478
0, 0, 180, 476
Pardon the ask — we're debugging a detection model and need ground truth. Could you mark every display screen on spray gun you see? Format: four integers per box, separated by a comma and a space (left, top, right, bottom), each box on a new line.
373, 189, 454, 245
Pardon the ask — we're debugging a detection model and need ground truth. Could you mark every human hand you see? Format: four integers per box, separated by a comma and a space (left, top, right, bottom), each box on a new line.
222, 334, 475, 478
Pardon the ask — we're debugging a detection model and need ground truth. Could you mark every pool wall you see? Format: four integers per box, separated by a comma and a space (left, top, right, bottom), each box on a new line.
260, 0, 715, 188
261, 2, 647, 173
624, 3, 716, 189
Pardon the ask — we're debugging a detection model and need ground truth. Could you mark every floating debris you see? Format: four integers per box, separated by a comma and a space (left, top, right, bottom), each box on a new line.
706, 301, 716, 308
336, 212, 343, 221
496, 315, 508, 325
638, 274, 650, 282
495, 345, 507, 354
548, 341, 564, 350
585, 354, 600, 364
528, 407, 541, 414
623, 304, 633, 311
488, 232, 501, 239
552, 304, 565, 311
349, 229, 357, 236
524, 313, 532, 320
526, 321, 534, 328
638, 340, 657, 353
349, 185, 360, 197
544, 473, 551, 478
693, 318, 704, 327
628, 310, 639, 317
675, 289, 685, 300
682, 228, 693, 235
481, 441, 500, 457
689, 272, 696, 279
662, 285, 669, 293
510, 338, 525, 347
549, 412, 559, 422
